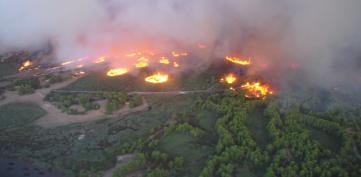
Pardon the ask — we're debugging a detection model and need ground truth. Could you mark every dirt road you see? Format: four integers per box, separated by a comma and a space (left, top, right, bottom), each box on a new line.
0, 79, 149, 128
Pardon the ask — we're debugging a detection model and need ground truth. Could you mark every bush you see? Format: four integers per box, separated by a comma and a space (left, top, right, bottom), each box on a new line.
112, 153, 146, 177
129, 95, 143, 108
106, 100, 120, 114
14, 77, 40, 95
46, 74, 63, 84
15, 85, 35, 95
146, 168, 169, 177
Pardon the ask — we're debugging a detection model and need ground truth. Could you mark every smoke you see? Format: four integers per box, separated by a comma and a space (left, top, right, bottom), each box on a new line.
1, 0, 361, 89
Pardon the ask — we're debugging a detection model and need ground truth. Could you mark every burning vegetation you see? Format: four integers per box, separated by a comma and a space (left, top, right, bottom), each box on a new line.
241, 82, 274, 99
106, 68, 129, 77
14, 45, 274, 100
220, 73, 237, 84
18, 60, 32, 71
225, 56, 251, 65
145, 72, 169, 84
94, 56, 105, 64
159, 56, 170, 65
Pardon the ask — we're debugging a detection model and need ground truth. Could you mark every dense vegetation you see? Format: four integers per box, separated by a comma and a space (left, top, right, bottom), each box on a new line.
44, 92, 143, 115
0, 102, 46, 129
109, 89, 361, 177
14, 77, 41, 95
0, 62, 360, 177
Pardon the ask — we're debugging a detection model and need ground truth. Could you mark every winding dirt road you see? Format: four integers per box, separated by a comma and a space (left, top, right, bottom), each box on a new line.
0, 79, 149, 128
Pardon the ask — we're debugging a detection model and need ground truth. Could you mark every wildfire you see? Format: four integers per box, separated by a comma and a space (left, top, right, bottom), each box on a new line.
18, 60, 32, 71
159, 56, 170, 65
145, 72, 169, 84
77, 56, 88, 61
61, 61, 73, 66
241, 82, 273, 99
106, 68, 129, 77
135, 56, 149, 68
94, 56, 105, 64
220, 73, 237, 84
225, 56, 251, 65
74, 71, 86, 76
172, 51, 188, 57
173, 62, 180, 68
126, 52, 141, 57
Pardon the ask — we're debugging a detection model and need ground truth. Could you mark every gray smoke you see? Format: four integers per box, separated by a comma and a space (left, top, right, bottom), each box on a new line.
1, 0, 361, 89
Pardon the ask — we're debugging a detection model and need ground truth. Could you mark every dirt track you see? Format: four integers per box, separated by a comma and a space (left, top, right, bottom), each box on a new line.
0, 79, 149, 128
0, 75, 211, 128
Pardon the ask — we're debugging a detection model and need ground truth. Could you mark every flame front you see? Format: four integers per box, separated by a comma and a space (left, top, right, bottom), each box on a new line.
135, 56, 149, 68
225, 56, 251, 65
145, 72, 169, 84
94, 56, 105, 64
173, 62, 180, 68
159, 56, 170, 65
61, 61, 73, 66
241, 82, 273, 99
18, 60, 32, 71
106, 68, 129, 77
172, 51, 188, 57
221, 73, 237, 84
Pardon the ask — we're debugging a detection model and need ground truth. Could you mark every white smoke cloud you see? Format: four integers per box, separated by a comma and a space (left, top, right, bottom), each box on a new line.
0, 0, 361, 89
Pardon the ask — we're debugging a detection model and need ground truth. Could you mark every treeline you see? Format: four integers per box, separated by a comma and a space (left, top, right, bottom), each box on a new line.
11, 74, 64, 95
112, 121, 207, 177
45, 92, 143, 115
199, 90, 268, 177
196, 89, 361, 177
14, 77, 41, 95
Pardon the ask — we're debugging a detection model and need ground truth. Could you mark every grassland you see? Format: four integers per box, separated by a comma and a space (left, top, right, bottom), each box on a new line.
63, 64, 227, 92
0, 102, 47, 129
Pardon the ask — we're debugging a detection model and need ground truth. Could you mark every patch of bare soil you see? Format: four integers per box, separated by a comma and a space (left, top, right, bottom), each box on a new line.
0, 79, 149, 128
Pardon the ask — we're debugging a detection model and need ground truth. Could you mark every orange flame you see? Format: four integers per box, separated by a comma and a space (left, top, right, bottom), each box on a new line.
135, 56, 149, 68
220, 73, 237, 84
106, 68, 129, 77
126, 52, 142, 57
75, 71, 86, 76
77, 56, 88, 61
94, 56, 105, 64
159, 56, 170, 65
173, 62, 180, 68
145, 72, 169, 84
61, 61, 73, 66
241, 82, 273, 99
18, 60, 32, 71
172, 51, 188, 57
225, 56, 251, 65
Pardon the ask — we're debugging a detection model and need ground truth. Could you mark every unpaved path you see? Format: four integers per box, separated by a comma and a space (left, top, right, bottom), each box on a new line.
53, 88, 216, 95
0, 78, 78, 107
36, 98, 149, 128
0, 79, 149, 128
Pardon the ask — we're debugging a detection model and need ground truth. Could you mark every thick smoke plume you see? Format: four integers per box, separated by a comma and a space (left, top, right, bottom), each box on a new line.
1, 0, 361, 90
